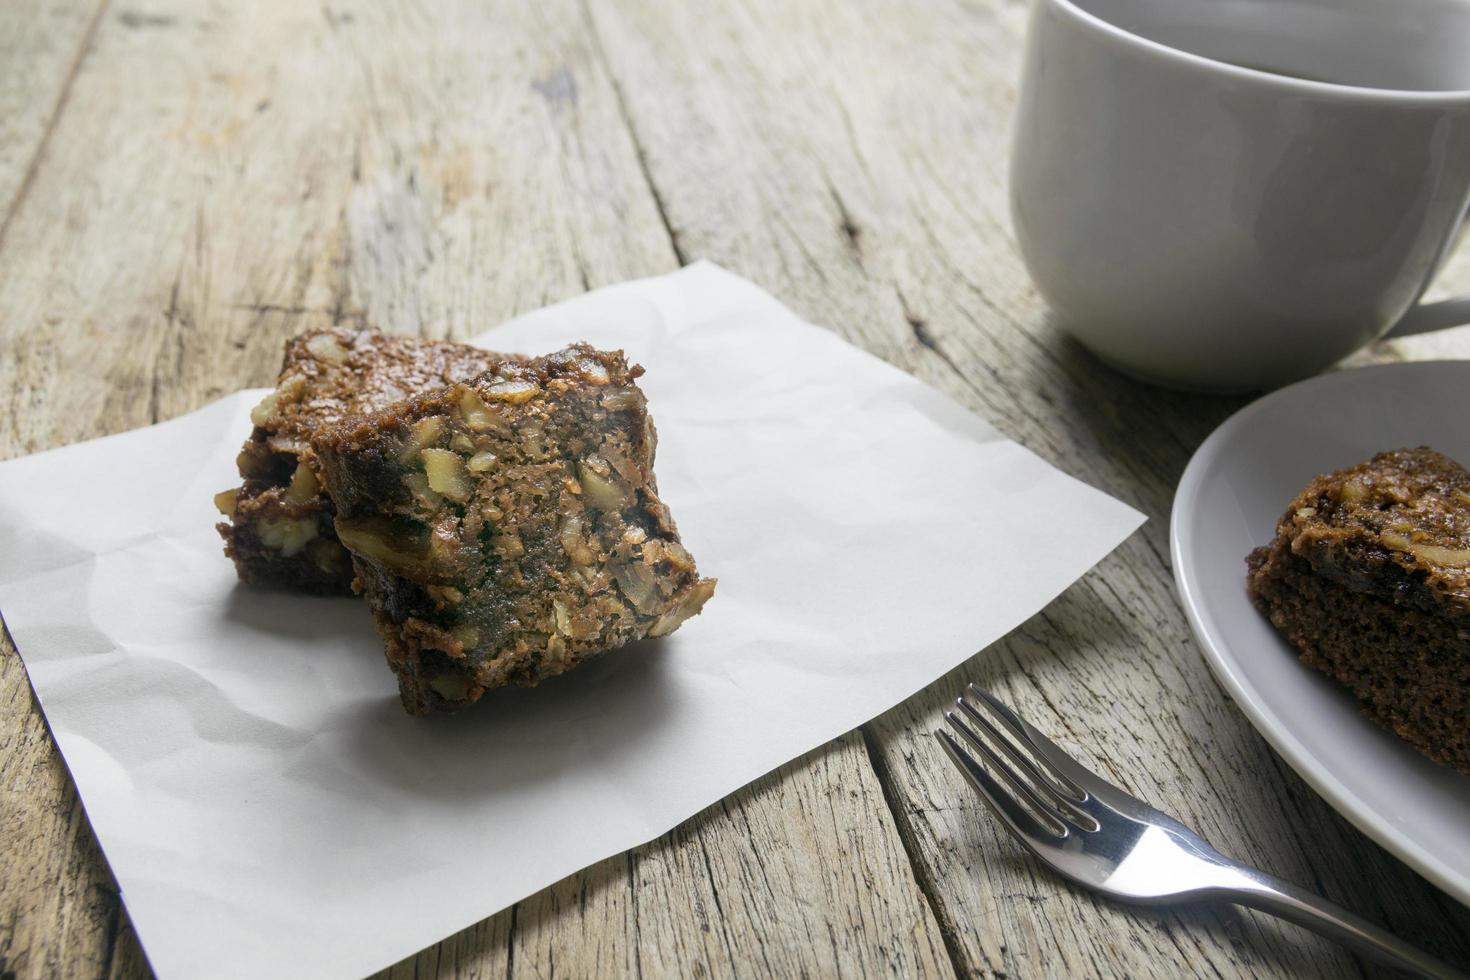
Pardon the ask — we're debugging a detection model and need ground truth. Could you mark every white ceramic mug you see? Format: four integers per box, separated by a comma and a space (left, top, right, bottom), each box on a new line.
1010, 0, 1470, 392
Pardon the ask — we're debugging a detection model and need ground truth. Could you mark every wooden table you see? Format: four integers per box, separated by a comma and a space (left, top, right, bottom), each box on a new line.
4, 2, 1470, 977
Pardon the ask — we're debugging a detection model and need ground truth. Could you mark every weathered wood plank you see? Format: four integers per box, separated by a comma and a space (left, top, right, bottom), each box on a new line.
0, 0, 105, 233
586, 0, 1470, 977
0, 1, 951, 977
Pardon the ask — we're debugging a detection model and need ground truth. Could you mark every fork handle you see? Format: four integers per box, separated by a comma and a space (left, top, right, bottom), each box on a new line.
1221, 873, 1468, 980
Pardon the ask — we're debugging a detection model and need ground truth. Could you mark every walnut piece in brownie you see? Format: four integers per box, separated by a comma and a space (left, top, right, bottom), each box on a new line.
216, 329, 510, 594
1246, 447, 1470, 775
315, 344, 716, 715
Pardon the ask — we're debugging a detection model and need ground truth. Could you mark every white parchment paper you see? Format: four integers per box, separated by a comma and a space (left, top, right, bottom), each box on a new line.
0, 263, 1143, 979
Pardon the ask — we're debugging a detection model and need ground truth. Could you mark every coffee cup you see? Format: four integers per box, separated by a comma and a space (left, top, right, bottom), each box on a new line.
1010, 0, 1470, 391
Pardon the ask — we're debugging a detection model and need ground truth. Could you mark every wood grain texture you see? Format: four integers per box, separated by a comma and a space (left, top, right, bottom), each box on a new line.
3, 0, 1470, 977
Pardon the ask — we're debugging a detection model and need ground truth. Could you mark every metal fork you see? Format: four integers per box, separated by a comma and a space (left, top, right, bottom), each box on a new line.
934, 684, 1467, 980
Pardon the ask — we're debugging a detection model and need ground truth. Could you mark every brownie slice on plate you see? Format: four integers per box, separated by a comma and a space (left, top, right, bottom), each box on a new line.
215, 329, 510, 594
316, 344, 716, 715
1246, 447, 1470, 775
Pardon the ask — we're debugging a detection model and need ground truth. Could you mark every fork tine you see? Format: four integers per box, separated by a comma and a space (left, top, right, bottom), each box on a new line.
955, 697, 1081, 806
967, 684, 1109, 803
954, 697, 1101, 833
943, 710, 1071, 838
934, 729, 1066, 844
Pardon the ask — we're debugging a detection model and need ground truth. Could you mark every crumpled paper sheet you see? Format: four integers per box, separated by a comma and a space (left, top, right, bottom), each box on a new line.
0, 263, 1143, 979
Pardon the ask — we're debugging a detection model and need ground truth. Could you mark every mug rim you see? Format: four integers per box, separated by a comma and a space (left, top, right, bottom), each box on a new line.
1049, 0, 1470, 103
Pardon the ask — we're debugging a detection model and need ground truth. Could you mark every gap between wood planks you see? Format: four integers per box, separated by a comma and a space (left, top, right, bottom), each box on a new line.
0, 0, 111, 253
860, 726, 972, 974
578, 0, 687, 267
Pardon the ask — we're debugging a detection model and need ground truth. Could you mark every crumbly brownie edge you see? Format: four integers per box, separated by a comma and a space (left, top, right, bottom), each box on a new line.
216, 481, 353, 595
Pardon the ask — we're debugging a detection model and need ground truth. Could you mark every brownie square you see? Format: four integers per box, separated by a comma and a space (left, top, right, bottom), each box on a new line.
315, 344, 715, 715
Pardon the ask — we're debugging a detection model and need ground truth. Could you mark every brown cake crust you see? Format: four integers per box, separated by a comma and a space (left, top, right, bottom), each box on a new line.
1246, 447, 1470, 774
216, 329, 510, 594
315, 344, 715, 715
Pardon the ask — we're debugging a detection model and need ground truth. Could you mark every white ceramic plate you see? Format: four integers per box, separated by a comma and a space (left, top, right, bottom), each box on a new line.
1171, 361, 1470, 905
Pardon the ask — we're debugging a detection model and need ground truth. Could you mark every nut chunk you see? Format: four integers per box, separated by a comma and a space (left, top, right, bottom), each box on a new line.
1246, 447, 1470, 775
316, 344, 716, 715
216, 328, 510, 594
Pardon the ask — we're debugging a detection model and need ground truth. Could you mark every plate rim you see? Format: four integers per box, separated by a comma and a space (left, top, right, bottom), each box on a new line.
1169, 359, 1470, 906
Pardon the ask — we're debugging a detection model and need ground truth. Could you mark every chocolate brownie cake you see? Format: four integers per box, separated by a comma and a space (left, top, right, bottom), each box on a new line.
1246, 447, 1470, 775
315, 344, 715, 715
216, 329, 510, 594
